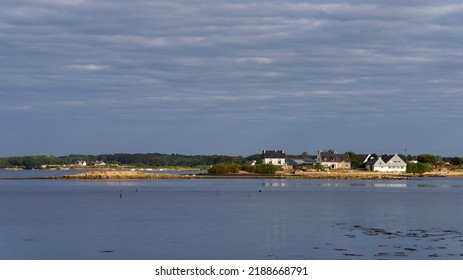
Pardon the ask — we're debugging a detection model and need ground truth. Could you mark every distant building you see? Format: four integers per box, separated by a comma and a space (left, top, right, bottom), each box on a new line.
75, 160, 87, 167
262, 150, 286, 167
366, 154, 407, 172
317, 150, 351, 169
95, 160, 106, 166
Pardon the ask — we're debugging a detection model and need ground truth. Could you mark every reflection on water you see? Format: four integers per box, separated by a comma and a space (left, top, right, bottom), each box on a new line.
371, 183, 406, 188
264, 210, 288, 258
76, 180, 141, 187
263, 180, 288, 188
320, 182, 406, 188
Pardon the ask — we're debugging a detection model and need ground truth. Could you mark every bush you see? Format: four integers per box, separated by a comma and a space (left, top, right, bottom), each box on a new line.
241, 164, 278, 175
313, 163, 324, 170
254, 164, 278, 175
208, 163, 240, 174
406, 163, 433, 174
242, 164, 256, 173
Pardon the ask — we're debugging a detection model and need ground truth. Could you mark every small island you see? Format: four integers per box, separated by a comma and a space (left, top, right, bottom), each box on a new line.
43, 169, 463, 180
2, 151, 463, 180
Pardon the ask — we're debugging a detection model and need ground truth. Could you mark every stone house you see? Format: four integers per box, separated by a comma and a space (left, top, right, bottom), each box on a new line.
316, 150, 351, 169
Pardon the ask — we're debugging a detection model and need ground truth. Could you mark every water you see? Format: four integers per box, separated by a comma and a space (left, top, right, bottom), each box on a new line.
0, 169, 87, 179
1, 175, 463, 260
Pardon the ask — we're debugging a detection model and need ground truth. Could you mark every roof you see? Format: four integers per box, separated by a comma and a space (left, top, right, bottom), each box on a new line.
366, 158, 380, 166
262, 150, 285, 159
286, 159, 308, 166
382, 154, 406, 164
367, 154, 406, 166
357, 154, 372, 163
318, 150, 351, 163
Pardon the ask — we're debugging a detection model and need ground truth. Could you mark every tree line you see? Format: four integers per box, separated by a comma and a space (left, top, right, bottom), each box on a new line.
1, 152, 462, 171
0, 153, 247, 170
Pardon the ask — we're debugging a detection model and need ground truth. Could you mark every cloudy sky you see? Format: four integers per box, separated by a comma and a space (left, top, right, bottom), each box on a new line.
1, 0, 463, 156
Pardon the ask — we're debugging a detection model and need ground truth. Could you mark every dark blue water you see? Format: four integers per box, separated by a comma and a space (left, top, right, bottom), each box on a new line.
1, 176, 463, 260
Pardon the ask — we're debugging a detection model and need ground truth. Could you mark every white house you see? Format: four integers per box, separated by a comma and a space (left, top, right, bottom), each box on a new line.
95, 160, 106, 166
75, 160, 87, 167
366, 154, 407, 172
262, 150, 286, 167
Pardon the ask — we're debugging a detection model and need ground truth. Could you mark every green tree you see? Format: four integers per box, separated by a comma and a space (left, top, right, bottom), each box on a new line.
449, 157, 463, 166
7, 156, 24, 167
347, 152, 361, 168
417, 154, 441, 165
406, 162, 433, 174
0, 158, 13, 168
245, 154, 262, 162
300, 151, 309, 159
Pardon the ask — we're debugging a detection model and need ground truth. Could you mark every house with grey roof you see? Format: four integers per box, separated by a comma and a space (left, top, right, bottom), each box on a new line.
262, 150, 286, 167
95, 160, 106, 166
316, 150, 351, 169
366, 154, 407, 172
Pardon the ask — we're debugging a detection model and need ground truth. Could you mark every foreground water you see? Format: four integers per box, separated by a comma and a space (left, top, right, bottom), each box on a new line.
1, 173, 463, 260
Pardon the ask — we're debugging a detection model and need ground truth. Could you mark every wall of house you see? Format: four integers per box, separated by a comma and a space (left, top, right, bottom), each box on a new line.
371, 155, 407, 172
372, 165, 390, 172
373, 165, 406, 172
319, 161, 351, 169
338, 162, 351, 169
262, 158, 286, 166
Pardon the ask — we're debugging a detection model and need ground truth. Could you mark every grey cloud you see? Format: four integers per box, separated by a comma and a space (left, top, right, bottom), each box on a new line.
1, 0, 463, 155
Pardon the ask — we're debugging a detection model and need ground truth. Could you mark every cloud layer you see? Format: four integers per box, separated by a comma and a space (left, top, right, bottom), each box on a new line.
1, 0, 462, 156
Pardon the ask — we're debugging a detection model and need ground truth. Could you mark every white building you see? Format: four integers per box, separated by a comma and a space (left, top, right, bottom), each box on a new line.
75, 160, 87, 167
261, 150, 286, 167
95, 160, 106, 166
366, 154, 407, 172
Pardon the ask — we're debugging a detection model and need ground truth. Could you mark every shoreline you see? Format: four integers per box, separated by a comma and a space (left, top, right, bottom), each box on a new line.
2, 170, 463, 180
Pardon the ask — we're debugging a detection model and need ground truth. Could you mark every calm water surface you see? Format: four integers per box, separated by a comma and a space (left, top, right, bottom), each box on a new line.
1, 174, 463, 260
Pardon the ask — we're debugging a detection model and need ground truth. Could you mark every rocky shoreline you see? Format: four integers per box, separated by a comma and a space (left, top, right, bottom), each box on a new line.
49, 171, 191, 180
38, 170, 463, 180
2, 170, 463, 180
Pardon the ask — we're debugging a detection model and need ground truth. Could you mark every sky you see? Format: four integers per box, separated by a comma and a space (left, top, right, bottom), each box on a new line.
1, 0, 463, 157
